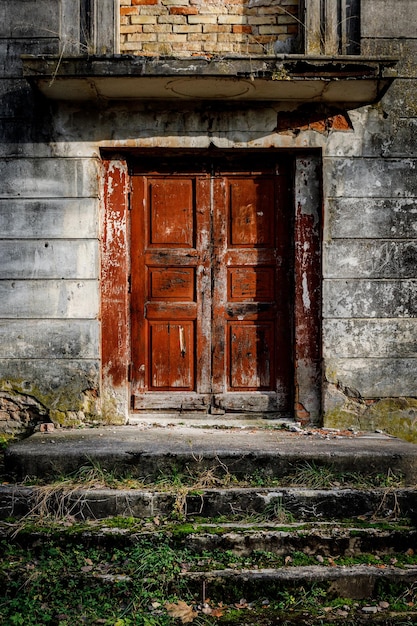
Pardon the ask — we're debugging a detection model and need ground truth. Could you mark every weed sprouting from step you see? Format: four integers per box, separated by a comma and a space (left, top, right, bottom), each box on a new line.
263, 497, 296, 523
286, 462, 406, 491
18, 457, 406, 492
6, 456, 410, 529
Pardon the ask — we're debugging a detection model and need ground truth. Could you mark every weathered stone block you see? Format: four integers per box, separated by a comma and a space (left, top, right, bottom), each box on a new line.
0, 280, 98, 319
0, 199, 98, 238
323, 279, 417, 318
325, 358, 417, 398
0, 320, 99, 359
0, 359, 100, 414
325, 158, 417, 199
323, 319, 417, 358
324, 384, 417, 443
324, 241, 417, 279
0, 0, 59, 38
0, 240, 98, 279
327, 198, 417, 240
362, 0, 417, 38
0, 159, 99, 199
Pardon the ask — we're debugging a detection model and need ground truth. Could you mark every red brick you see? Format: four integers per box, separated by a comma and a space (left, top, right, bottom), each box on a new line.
295, 402, 310, 425
131, 0, 158, 4
232, 25, 252, 34
287, 24, 299, 35
328, 114, 352, 131
120, 6, 139, 15
169, 6, 198, 14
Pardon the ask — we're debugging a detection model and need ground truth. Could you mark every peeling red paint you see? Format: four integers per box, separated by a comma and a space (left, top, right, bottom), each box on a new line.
295, 203, 321, 362
293, 156, 322, 423
101, 158, 130, 389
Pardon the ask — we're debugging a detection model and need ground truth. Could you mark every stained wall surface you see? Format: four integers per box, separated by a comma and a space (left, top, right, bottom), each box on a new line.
0, 0, 416, 437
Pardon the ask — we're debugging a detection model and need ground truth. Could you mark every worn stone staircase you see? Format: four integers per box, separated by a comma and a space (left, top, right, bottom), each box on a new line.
1, 421, 417, 624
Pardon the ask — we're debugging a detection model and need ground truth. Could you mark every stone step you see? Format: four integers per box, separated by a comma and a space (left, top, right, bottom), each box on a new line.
3, 517, 415, 557
5, 425, 417, 484
3, 424, 417, 624
3, 520, 417, 623
1, 484, 416, 522
183, 564, 417, 602
179, 526, 417, 558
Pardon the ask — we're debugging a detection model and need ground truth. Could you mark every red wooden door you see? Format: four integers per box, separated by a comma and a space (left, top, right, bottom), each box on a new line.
130, 157, 292, 415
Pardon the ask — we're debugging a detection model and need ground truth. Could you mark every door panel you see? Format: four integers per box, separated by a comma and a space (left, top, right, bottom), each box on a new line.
130, 173, 211, 409
131, 158, 293, 415
212, 171, 292, 412
228, 322, 274, 389
149, 321, 194, 390
228, 178, 275, 247
149, 179, 194, 247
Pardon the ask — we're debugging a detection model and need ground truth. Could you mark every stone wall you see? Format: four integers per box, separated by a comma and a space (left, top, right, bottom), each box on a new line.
0, 1, 102, 431
321, 0, 417, 440
120, 0, 299, 56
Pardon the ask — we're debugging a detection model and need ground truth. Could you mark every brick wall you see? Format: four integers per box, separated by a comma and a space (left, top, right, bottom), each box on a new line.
120, 0, 299, 56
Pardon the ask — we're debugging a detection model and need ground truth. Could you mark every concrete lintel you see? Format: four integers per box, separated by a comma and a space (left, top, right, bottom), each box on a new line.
21, 55, 397, 105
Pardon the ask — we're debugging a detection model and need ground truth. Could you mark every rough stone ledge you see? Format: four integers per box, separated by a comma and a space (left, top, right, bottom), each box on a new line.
21, 54, 398, 79
1, 521, 415, 558
182, 565, 417, 599
1, 486, 416, 521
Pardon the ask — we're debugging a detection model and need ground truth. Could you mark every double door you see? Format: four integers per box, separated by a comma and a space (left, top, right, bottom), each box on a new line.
130, 157, 293, 415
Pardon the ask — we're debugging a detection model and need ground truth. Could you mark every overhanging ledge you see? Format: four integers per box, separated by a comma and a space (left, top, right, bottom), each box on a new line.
21, 54, 398, 106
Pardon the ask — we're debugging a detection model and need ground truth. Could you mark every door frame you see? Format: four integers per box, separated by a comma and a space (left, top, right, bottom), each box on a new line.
101, 149, 322, 423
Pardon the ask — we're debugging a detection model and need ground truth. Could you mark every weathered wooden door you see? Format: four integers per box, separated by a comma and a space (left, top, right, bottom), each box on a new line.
130, 157, 293, 415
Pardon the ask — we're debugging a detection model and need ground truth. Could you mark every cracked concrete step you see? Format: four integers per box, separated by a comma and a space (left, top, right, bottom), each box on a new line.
2, 519, 415, 558
5, 425, 417, 483
182, 564, 417, 601
1, 484, 416, 521
179, 527, 417, 557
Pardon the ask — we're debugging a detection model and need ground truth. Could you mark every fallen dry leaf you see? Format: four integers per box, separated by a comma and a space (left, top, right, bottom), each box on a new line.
211, 608, 224, 617
165, 600, 198, 623
284, 556, 292, 565
234, 599, 247, 609
81, 565, 93, 572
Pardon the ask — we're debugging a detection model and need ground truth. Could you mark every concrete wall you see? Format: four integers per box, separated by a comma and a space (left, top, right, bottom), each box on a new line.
0, 1, 101, 431
322, 0, 417, 439
0, 0, 416, 438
